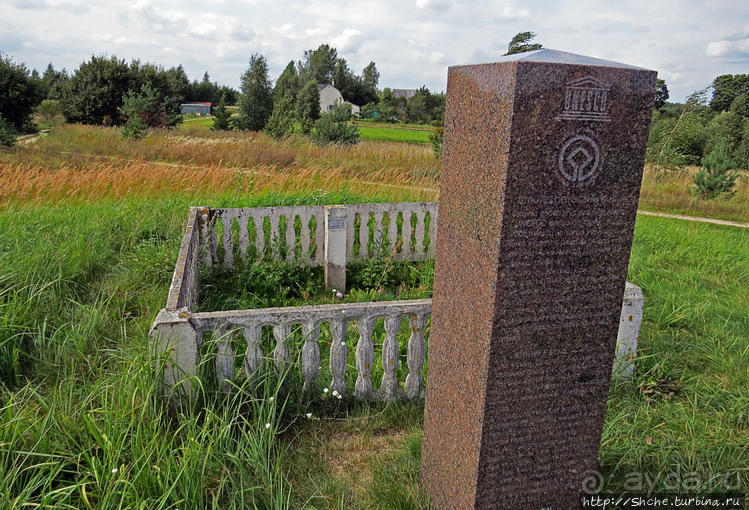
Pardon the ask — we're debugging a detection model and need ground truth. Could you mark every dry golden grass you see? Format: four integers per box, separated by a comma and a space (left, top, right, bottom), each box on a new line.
3, 125, 748, 222
0, 124, 440, 204
0, 159, 438, 204
639, 165, 749, 223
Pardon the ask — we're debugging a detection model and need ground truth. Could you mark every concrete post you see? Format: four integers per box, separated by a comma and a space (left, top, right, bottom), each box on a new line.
613, 282, 645, 379
149, 308, 200, 400
324, 205, 348, 290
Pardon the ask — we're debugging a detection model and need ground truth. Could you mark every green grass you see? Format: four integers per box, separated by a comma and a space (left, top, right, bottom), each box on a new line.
0, 147, 746, 507
180, 115, 215, 130
1, 195, 746, 507
356, 125, 431, 144
178, 115, 434, 144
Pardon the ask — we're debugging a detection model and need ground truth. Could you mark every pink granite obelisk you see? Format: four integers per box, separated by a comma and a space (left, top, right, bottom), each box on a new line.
421, 50, 656, 509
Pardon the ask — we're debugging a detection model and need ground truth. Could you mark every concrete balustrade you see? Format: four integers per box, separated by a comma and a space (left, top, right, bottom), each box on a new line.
150, 203, 644, 400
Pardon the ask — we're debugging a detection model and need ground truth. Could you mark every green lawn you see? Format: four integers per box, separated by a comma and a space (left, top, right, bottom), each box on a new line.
180, 115, 215, 130
357, 124, 432, 144
0, 188, 746, 508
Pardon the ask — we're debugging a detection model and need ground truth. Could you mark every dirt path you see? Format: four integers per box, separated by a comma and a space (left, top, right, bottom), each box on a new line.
16, 130, 50, 145
636, 210, 748, 229
360, 181, 749, 229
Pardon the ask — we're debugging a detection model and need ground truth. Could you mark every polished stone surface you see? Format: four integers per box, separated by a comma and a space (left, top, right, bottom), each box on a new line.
421, 51, 656, 509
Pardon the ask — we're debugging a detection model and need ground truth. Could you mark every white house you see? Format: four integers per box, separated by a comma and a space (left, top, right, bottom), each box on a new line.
318, 84, 360, 116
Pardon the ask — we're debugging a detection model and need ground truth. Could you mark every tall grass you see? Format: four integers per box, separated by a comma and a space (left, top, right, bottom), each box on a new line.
640, 167, 749, 223
0, 125, 746, 507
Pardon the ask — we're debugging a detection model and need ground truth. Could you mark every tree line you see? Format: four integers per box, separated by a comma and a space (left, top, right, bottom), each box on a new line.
0, 53, 238, 135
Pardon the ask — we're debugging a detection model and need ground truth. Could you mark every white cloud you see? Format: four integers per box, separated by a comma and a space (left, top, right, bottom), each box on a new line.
2, 0, 748, 102
706, 38, 749, 58
331, 28, 364, 53
499, 5, 530, 20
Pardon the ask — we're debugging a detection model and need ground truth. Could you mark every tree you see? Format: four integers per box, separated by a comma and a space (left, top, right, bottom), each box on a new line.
237, 54, 273, 131
121, 115, 147, 140
362, 62, 379, 94
36, 99, 63, 124
710, 74, 749, 113
120, 83, 169, 129
0, 115, 17, 147
300, 44, 338, 84
505, 31, 543, 55
274, 61, 300, 103
62, 55, 136, 125
264, 96, 295, 140
310, 103, 359, 146
164, 64, 190, 104
41, 63, 68, 100
296, 80, 320, 133
693, 141, 739, 198
0, 54, 44, 132
704, 110, 744, 160
212, 93, 232, 131
728, 92, 749, 118
654, 79, 669, 110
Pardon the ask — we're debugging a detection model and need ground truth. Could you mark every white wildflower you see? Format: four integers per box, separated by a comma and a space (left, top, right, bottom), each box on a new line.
111, 468, 118, 474
265, 423, 271, 429
306, 412, 312, 419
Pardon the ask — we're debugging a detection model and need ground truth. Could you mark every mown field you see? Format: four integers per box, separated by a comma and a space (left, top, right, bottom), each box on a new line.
0, 125, 746, 508
179, 114, 433, 144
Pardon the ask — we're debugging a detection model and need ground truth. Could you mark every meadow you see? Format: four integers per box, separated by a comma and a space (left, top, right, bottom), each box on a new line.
0, 125, 746, 508
178, 114, 433, 145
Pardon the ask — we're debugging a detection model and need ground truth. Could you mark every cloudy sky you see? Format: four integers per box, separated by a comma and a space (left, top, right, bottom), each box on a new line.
2, 0, 748, 102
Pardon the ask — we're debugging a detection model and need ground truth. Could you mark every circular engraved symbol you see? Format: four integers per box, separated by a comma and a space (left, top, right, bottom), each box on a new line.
558, 134, 600, 182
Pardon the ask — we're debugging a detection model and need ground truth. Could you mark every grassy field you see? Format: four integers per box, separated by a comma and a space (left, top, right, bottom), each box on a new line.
178, 114, 433, 144
356, 124, 431, 144
181, 115, 215, 129
0, 125, 746, 508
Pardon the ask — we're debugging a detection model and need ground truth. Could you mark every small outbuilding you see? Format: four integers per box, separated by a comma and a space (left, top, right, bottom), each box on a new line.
181, 102, 212, 116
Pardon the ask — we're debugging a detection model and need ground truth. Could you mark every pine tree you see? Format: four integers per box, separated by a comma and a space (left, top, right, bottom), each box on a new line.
296, 80, 320, 134
274, 61, 300, 103
237, 54, 273, 131
264, 96, 295, 140
212, 93, 231, 131
505, 32, 543, 55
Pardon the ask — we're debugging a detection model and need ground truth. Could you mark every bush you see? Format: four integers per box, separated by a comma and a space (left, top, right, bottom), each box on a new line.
0, 115, 18, 147
121, 115, 148, 140
36, 99, 64, 124
692, 142, 739, 199
310, 104, 359, 146
429, 126, 444, 159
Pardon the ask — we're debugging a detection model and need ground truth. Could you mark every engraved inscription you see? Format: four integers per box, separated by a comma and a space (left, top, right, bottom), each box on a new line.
327, 217, 346, 231
558, 135, 600, 182
556, 76, 611, 122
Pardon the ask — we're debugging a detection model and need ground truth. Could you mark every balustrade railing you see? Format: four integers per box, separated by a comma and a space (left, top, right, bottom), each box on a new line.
152, 202, 644, 401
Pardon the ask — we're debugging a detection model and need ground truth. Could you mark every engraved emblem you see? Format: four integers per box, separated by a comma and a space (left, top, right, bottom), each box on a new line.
558, 134, 600, 182
556, 76, 611, 122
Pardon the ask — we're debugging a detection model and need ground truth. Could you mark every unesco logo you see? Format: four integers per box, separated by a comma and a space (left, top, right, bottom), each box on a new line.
558, 134, 600, 183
